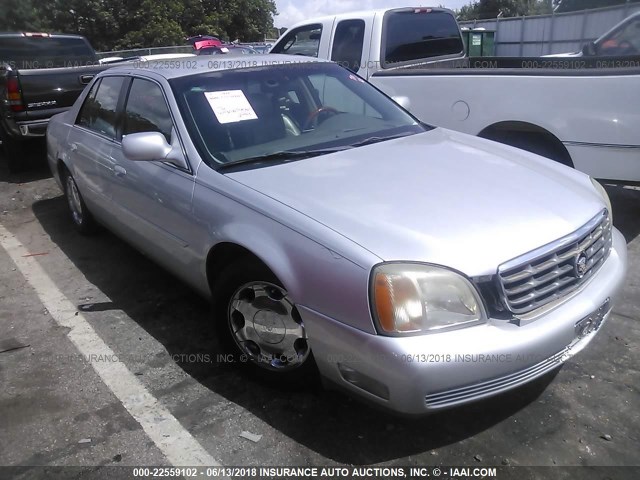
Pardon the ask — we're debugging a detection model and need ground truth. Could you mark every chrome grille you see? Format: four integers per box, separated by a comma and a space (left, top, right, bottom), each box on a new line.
498, 210, 612, 315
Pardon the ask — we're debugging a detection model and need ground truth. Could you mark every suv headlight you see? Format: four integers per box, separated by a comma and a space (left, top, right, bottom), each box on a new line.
371, 263, 486, 336
591, 177, 613, 223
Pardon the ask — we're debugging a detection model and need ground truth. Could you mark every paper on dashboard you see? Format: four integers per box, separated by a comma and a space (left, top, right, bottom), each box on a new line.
204, 90, 258, 124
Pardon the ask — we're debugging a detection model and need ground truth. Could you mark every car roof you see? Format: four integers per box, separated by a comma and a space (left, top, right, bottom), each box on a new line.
282, 6, 454, 33
102, 54, 328, 79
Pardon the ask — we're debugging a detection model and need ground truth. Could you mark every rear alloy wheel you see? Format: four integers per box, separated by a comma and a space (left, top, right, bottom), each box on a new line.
214, 259, 315, 383
62, 168, 98, 234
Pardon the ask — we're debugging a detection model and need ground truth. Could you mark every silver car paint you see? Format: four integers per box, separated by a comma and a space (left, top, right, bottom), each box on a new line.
302, 228, 626, 413
227, 127, 605, 277
46, 56, 627, 414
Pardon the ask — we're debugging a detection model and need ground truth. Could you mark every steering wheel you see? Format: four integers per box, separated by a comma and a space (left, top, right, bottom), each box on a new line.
617, 40, 637, 54
303, 106, 339, 130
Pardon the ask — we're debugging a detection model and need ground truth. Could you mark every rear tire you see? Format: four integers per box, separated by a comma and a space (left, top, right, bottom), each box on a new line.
61, 167, 98, 235
212, 258, 317, 386
0, 129, 25, 174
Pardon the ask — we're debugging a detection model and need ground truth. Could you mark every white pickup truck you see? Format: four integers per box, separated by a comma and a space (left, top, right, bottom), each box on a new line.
271, 7, 640, 182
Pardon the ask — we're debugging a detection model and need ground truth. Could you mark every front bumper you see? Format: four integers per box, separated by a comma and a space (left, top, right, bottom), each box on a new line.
301, 228, 627, 415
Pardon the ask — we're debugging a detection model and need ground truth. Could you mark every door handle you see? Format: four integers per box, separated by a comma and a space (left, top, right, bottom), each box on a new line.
114, 165, 127, 177
70, 143, 78, 152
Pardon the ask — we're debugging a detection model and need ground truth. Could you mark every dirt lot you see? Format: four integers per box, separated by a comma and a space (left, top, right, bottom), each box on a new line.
0, 146, 639, 479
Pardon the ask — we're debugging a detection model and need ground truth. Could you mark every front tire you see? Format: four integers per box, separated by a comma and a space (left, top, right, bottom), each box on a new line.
213, 258, 316, 384
62, 168, 98, 234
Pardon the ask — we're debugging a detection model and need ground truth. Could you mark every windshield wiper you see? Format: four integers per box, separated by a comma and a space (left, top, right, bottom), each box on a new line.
217, 149, 348, 172
217, 134, 415, 172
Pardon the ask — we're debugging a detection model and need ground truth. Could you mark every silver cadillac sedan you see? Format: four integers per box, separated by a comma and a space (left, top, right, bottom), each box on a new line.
46, 55, 627, 415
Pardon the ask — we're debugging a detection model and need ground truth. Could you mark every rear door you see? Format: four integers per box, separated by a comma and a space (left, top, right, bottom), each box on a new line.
66, 75, 127, 209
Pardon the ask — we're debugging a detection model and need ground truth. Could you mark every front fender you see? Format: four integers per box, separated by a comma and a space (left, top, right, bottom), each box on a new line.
192, 178, 378, 334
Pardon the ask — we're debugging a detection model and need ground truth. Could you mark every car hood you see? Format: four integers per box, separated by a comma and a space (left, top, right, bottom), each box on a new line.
227, 128, 604, 276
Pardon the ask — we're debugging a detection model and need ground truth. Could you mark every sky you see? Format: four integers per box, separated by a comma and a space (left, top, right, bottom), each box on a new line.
273, 0, 471, 28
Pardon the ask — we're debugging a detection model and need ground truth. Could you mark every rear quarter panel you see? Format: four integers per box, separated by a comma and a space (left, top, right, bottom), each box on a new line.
46, 111, 73, 189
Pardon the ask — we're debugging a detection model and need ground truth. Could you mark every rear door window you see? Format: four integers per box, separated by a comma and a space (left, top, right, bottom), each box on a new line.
382, 9, 463, 67
76, 79, 102, 129
76, 76, 126, 139
331, 19, 365, 72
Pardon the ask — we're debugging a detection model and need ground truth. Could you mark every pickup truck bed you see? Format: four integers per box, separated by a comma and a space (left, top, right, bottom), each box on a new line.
0, 33, 108, 172
3, 64, 109, 136
370, 57, 640, 182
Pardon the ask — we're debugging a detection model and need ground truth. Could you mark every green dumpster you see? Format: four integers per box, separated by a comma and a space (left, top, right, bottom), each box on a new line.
462, 28, 495, 57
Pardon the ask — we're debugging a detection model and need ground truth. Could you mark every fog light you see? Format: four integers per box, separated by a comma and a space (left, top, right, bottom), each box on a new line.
337, 363, 390, 400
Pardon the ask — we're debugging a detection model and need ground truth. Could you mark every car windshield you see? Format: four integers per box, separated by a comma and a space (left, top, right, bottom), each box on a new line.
170, 62, 427, 169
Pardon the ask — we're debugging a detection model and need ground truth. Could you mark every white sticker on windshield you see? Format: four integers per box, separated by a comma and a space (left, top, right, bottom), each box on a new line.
204, 90, 258, 124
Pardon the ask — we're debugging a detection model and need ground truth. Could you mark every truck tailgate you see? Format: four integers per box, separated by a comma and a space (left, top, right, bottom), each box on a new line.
18, 64, 111, 120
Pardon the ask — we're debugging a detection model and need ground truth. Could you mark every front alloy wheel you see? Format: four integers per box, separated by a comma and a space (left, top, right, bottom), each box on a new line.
214, 259, 316, 384
228, 281, 310, 371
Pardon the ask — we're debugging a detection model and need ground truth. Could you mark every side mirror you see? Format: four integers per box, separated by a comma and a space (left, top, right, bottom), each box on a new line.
582, 41, 597, 56
122, 131, 189, 170
392, 96, 411, 110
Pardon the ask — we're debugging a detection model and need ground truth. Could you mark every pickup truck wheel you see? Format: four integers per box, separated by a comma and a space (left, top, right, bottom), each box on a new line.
481, 130, 573, 168
213, 259, 316, 385
0, 131, 25, 174
62, 169, 98, 234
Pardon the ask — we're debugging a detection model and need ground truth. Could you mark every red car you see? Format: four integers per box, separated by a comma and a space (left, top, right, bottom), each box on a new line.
186, 35, 222, 50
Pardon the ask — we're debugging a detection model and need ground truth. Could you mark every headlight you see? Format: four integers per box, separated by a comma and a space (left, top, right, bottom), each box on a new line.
590, 177, 613, 223
371, 263, 486, 336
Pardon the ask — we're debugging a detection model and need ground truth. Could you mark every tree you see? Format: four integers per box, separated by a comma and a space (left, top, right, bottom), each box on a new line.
0, 0, 278, 51
222, 0, 277, 42
36, 0, 120, 51
0, 0, 43, 31
114, 0, 185, 49
458, 0, 553, 20
553, 0, 639, 12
